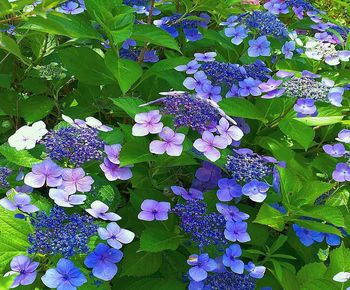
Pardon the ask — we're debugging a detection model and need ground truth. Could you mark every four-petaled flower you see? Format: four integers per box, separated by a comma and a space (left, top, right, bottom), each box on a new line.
24, 159, 62, 188
86, 200, 122, 221
0, 193, 38, 213
183, 71, 211, 92
216, 118, 244, 145
98, 222, 135, 249
323, 143, 346, 157
58, 168, 94, 194
194, 52, 217, 62
187, 253, 217, 282
5, 255, 39, 288
132, 110, 163, 136
282, 41, 295, 59
57, 1, 85, 14
171, 186, 204, 200
105, 144, 122, 164
84, 243, 123, 281
41, 258, 87, 289
336, 129, 350, 143
222, 244, 244, 274
85, 116, 112, 132
225, 25, 248, 45
332, 163, 350, 182
238, 77, 262, 97
216, 178, 242, 201
242, 179, 270, 202
293, 98, 317, 117
100, 158, 132, 181
175, 60, 200, 74
216, 203, 249, 222
150, 127, 185, 156
248, 36, 271, 57
224, 221, 251, 243
193, 131, 227, 162
138, 199, 171, 221
246, 261, 266, 279
49, 188, 86, 207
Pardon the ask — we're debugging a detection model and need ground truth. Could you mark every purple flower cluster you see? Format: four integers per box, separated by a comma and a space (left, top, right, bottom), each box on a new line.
154, 13, 210, 42
160, 93, 221, 132
0, 166, 11, 189
28, 206, 97, 258
172, 200, 227, 247
40, 126, 105, 166
226, 149, 273, 182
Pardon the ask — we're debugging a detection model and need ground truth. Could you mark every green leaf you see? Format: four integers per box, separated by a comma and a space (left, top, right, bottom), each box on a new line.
112, 97, 154, 117
256, 136, 295, 161
300, 206, 345, 228
105, 51, 142, 94
293, 220, 342, 236
0, 207, 32, 273
119, 139, 155, 166
131, 25, 181, 52
297, 262, 327, 286
139, 225, 182, 253
294, 116, 344, 126
119, 242, 162, 277
326, 244, 350, 279
122, 278, 186, 290
292, 181, 334, 206
19, 95, 55, 122
59, 47, 115, 85
219, 98, 267, 122
326, 188, 350, 206
279, 118, 315, 149
143, 57, 189, 80
254, 204, 285, 231
0, 33, 28, 64
20, 12, 101, 39
269, 235, 288, 254
0, 144, 41, 167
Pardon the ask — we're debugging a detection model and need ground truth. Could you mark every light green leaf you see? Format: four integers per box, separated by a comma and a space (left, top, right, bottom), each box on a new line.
279, 118, 315, 149
0, 144, 41, 167
119, 139, 155, 166
294, 116, 344, 126
254, 204, 285, 231
0, 33, 28, 64
292, 181, 334, 206
297, 262, 327, 286
105, 51, 142, 94
131, 25, 181, 52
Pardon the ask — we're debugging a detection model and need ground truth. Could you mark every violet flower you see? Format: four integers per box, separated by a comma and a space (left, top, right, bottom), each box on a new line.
138, 199, 171, 221
197, 84, 222, 102
175, 60, 201, 74
49, 189, 86, 207
5, 255, 39, 288
58, 168, 94, 194
194, 52, 217, 62
222, 244, 244, 274
323, 143, 346, 157
171, 186, 204, 200
246, 262, 266, 279
193, 131, 228, 162
216, 178, 242, 201
183, 71, 211, 91
282, 41, 295, 59
238, 77, 262, 97
105, 144, 122, 164
224, 221, 251, 243
332, 163, 350, 182
216, 203, 249, 222
293, 98, 318, 117
242, 179, 270, 203
187, 253, 217, 282
225, 25, 248, 45
97, 222, 135, 249
24, 159, 62, 188
86, 200, 121, 221
57, 1, 85, 14
132, 110, 163, 136
85, 116, 112, 132
0, 193, 38, 213
216, 117, 244, 145
336, 129, 350, 143
100, 158, 132, 181
149, 127, 185, 156
248, 36, 271, 57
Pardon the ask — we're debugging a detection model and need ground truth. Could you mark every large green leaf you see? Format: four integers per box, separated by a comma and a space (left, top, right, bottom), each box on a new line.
119, 242, 162, 277
219, 98, 267, 123
0, 207, 32, 273
131, 25, 181, 52
59, 47, 115, 85
292, 181, 334, 206
119, 139, 155, 166
0, 144, 41, 167
105, 51, 142, 94
254, 204, 285, 231
279, 118, 315, 150
0, 33, 28, 64
139, 225, 182, 253
20, 12, 101, 39
294, 116, 344, 126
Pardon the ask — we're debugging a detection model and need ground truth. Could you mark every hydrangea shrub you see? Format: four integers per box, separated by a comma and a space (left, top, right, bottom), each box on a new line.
0, 0, 349, 289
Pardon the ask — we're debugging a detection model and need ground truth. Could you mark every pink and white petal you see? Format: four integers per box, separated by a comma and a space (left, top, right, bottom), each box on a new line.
0, 198, 17, 211
61, 168, 74, 181
117, 167, 133, 180
24, 173, 46, 188
228, 126, 244, 141
204, 148, 221, 162
59, 181, 76, 194
46, 176, 62, 187
159, 127, 175, 140
106, 222, 120, 234
165, 144, 183, 156
148, 110, 162, 123
150, 140, 167, 155
103, 212, 122, 221
141, 199, 158, 211
132, 123, 149, 136
134, 112, 149, 123
76, 176, 94, 192
97, 227, 111, 240
69, 194, 86, 205
72, 168, 85, 180
201, 131, 214, 143
172, 133, 185, 145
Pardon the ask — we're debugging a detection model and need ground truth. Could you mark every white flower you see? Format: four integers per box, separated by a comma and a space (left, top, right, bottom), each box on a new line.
8, 121, 47, 150
333, 272, 350, 283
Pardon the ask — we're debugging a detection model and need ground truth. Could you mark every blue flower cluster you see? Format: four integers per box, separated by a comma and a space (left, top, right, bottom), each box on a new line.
237, 11, 289, 38
40, 127, 105, 166
226, 149, 273, 182
203, 272, 256, 290
172, 200, 227, 247
154, 13, 210, 41
0, 166, 11, 188
28, 206, 98, 258
161, 93, 221, 132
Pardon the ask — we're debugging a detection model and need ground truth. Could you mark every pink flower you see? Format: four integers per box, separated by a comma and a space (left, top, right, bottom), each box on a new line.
216, 118, 244, 145
193, 131, 228, 162
58, 168, 94, 194
150, 127, 185, 156
132, 110, 163, 136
